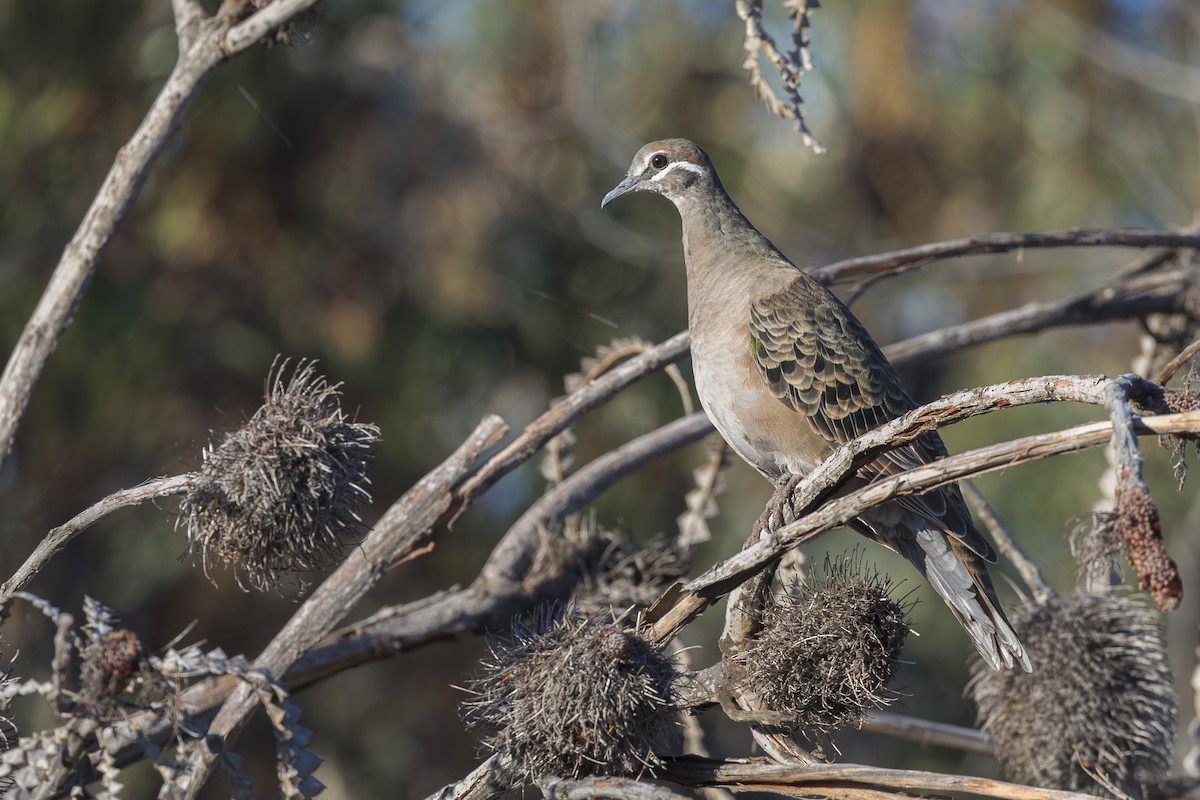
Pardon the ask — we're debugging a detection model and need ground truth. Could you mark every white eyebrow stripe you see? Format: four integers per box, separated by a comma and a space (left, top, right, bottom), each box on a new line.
648, 160, 705, 182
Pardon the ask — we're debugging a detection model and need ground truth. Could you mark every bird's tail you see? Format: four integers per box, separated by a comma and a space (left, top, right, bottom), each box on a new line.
897, 528, 1031, 672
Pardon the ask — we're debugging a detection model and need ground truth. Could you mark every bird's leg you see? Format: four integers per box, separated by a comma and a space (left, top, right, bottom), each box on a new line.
748, 474, 803, 547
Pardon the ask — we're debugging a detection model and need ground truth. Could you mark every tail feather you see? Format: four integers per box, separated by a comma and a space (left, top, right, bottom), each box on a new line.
897, 527, 1031, 672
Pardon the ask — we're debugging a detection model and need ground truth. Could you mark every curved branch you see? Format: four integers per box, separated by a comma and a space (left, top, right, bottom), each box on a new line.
481, 412, 712, 586
883, 263, 1188, 365
1, 474, 193, 603
0, 0, 324, 471
862, 710, 993, 757
959, 480, 1053, 604
812, 228, 1200, 285
452, 332, 691, 519
1155, 336, 1200, 385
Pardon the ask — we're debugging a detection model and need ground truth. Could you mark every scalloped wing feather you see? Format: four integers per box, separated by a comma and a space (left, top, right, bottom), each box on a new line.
750, 276, 995, 561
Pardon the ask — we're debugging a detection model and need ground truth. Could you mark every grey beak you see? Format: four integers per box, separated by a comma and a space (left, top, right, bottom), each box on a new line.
601, 175, 641, 209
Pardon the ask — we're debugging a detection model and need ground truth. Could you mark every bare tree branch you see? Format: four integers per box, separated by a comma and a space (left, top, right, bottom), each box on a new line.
1103, 375, 1181, 609
883, 260, 1191, 365
169, 0, 207, 47
959, 481, 1053, 605
0, 0, 324, 472
812, 228, 1200, 286
660, 756, 1091, 800
454, 331, 691, 520
483, 412, 711, 585
427, 753, 515, 800
1156, 336, 1200, 385
541, 776, 696, 800
1, 474, 193, 603
860, 710, 993, 757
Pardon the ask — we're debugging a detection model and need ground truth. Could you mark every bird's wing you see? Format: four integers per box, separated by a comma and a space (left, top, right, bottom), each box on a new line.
749, 276, 995, 561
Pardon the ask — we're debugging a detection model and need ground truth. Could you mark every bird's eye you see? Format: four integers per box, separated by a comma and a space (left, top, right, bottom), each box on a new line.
650, 153, 669, 170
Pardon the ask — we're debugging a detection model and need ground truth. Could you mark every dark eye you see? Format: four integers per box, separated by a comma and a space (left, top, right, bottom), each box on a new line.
650, 153, 669, 169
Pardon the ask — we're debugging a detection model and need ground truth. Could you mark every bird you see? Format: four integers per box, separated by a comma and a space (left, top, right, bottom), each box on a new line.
602, 138, 1030, 671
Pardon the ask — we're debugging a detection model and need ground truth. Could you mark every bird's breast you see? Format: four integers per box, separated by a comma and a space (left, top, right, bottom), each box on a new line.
690, 308, 824, 483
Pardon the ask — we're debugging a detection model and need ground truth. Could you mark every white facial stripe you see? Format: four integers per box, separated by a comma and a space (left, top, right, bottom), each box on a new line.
647, 160, 704, 182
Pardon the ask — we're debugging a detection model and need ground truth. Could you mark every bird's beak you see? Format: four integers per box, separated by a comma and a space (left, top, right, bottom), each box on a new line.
601, 174, 641, 209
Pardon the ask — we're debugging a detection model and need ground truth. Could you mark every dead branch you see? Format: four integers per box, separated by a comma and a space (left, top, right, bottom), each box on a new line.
812, 228, 1200, 286
959, 480, 1054, 604
1, 474, 193, 603
659, 756, 1091, 800
861, 710, 993, 757
483, 412, 712, 586
735, 0, 825, 153
1104, 375, 1182, 609
883, 257, 1192, 365
453, 331, 691, 519
0, 0, 323, 472
1155, 336, 1200, 385
540, 776, 696, 800
427, 753, 515, 800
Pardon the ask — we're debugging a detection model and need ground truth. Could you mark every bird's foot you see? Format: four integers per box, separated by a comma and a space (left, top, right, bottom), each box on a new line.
747, 475, 803, 547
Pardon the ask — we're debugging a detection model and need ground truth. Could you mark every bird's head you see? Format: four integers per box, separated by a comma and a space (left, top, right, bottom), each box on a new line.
601, 138, 716, 209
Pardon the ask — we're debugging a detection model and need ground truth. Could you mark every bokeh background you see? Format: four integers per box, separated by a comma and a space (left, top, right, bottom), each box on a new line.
2, 0, 1199, 796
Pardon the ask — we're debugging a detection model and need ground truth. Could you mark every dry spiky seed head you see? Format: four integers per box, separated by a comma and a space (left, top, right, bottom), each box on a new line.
1115, 488, 1182, 610
181, 359, 380, 593
569, 529, 692, 616
735, 553, 909, 736
462, 607, 678, 783
970, 590, 1176, 799
80, 628, 143, 717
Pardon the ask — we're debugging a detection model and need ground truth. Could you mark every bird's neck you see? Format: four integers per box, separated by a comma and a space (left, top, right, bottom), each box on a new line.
674, 187, 794, 329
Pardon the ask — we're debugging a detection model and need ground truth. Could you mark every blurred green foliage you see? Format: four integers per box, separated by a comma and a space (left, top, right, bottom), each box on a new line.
2, 0, 1199, 796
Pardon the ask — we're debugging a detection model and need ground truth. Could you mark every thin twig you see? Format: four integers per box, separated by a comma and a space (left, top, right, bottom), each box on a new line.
1156, 336, 1200, 385
812, 228, 1200, 286
1, 474, 193, 603
861, 710, 993, 757
959, 480, 1054, 604
453, 332, 691, 520
883, 262, 1189, 365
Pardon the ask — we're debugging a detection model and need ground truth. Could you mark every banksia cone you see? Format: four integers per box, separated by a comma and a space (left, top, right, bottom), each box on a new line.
462, 607, 678, 782
180, 359, 379, 593
735, 553, 909, 736
566, 526, 691, 615
971, 590, 1175, 799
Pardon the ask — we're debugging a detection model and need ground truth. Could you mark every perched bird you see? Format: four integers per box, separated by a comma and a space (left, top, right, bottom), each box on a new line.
602, 138, 1030, 671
